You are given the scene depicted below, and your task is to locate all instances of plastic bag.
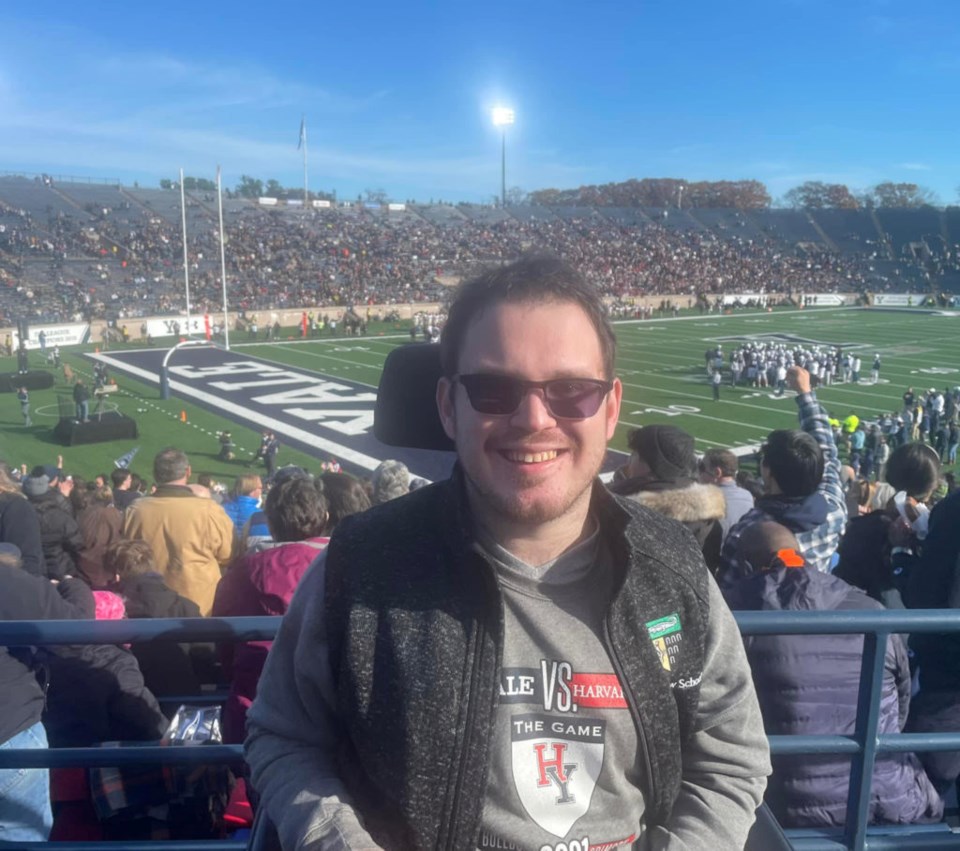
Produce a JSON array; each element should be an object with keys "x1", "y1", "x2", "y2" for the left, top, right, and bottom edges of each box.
[{"x1": 162, "y1": 705, "x2": 223, "y2": 746}]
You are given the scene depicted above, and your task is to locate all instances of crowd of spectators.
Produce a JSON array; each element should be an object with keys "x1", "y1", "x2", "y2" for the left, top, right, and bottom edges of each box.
[
  {"x1": 2, "y1": 360, "x2": 960, "y2": 841},
  {"x1": 0, "y1": 189, "x2": 945, "y2": 324},
  {"x1": 0, "y1": 448, "x2": 428, "y2": 841},
  {"x1": 613, "y1": 366, "x2": 960, "y2": 831},
  {"x1": 3, "y1": 314, "x2": 960, "y2": 840}
]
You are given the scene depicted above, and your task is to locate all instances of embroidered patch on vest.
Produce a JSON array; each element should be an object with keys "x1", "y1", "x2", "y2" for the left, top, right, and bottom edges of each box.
[{"x1": 646, "y1": 613, "x2": 683, "y2": 672}]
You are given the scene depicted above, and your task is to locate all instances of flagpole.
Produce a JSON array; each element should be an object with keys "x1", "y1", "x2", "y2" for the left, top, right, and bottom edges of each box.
[
  {"x1": 216, "y1": 165, "x2": 230, "y2": 350},
  {"x1": 179, "y1": 168, "x2": 192, "y2": 336},
  {"x1": 301, "y1": 115, "x2": 309, "y2": 208}
]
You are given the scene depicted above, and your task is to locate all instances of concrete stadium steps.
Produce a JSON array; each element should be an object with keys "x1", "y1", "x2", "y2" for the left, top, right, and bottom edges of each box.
[
  {"x1": 0, "y1": 176, "x2": 94, "y2": 221},
  {"x1": 686, "y1": 207, "x2": 770, "y2": 243},
  {"x1": 808, "y1": 209, "x2": 885, "y2": 254},
  {"x1": 641, "y1": 207, "x2": 705, "y2": 233},
  {"x1": 413, "y1": 204, "x2": 468, "y2": 226},
  {"x1": 875, "y1": 207, "x2": 943, "y2": 257},
  {"x1": 747, "y1": 210, "x2": 826, "y2": 247}
]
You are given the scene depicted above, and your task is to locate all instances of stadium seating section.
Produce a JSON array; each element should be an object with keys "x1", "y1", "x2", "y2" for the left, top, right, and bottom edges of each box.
[{"x1": 2, "y1": 173, "x2": 960, "y2": 324}]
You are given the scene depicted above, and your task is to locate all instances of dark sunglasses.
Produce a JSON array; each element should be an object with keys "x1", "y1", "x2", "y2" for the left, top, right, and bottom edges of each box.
[{"x1": 454, "y1": 373, "x2": 613, "y2": 419}]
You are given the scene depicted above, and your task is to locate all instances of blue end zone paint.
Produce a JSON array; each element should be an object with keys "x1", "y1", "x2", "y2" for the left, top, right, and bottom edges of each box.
[{"x1": 88, "y1": 347, "x2": 629, "y2": 481}]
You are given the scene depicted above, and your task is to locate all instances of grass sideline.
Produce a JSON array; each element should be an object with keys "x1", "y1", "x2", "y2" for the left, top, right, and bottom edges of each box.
[{"x1": 1, "y1": 307, "x2": 957, "y2": 485}]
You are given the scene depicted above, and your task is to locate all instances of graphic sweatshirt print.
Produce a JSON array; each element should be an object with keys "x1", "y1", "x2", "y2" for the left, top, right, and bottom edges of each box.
[{"x1": 477, "y1": 528, "x2": 648, "y2": 851}]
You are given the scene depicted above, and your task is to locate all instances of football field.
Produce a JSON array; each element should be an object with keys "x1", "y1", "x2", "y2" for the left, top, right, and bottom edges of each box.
[
  {"x1": 1, "y1": 306, "x2": 957, "y2": 483},
  {"x1": 232, "y1": 305, "x2": 960, "y2": 456}
]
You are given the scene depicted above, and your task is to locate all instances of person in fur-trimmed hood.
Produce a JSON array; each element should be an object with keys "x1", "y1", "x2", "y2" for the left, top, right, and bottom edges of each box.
[{"x1": 609, "y1": 424, "x2": 725, "y2": 573}]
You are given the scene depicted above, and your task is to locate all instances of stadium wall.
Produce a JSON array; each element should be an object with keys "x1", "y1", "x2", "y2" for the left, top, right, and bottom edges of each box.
[{"x1": 0, "y1": 293, "x2": 867, "y2": 345}]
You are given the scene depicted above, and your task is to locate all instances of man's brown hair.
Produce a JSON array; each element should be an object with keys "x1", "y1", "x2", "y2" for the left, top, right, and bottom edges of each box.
[
  {"x1": 439, "y1": 254, "x2": 616, "y2": 380},
  {"x1": 700, "y1": 448, "x2": 739, "y2": 479},
  {"x1": 104, "y1": 539, "x2": 155, "y2": 579}
]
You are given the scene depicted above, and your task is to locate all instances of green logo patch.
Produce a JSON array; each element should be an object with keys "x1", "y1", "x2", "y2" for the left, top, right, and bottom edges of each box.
[{"x1": 645, "y1": 613, "x2": 682, "y2": 640}]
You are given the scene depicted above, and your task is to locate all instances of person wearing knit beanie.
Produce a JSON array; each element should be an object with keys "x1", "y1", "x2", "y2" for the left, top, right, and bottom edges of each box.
[
  {"x1": 609, "y1": 425, "x2": 725, "y2": 573},
  {"x1": 625, "y1": 425, "x2": 697, "y2": 483}
]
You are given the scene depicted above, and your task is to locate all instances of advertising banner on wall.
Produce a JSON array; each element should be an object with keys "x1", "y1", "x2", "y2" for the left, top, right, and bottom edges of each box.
[
  {"x1": 13, "y1": 323, "x2": 90, "y2": 350},
  {"x1": 144, "y1": 316, "x2": 206, "y2": 338},
  {"x1": 720, "y1": 293, "x2": 769, "y2": 306},
  {"x1": 873, "y1": 294, "x2": 917, "y2": 306},
  {"x1": 806, "y1": 294, "x2": 847, "y2": 306}
]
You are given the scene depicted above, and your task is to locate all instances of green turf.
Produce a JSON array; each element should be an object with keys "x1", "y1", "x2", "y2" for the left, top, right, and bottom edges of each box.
[{"x1": 2, "y1": 307, "x2": 957, "y2": 484}]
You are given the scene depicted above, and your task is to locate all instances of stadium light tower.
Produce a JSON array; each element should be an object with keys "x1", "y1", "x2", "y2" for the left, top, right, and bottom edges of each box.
[{"x1": 492, "y1": 106, "x2": 515, "y2": 208}]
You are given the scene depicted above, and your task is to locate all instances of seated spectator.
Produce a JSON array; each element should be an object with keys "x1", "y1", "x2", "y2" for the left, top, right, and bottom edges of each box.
[
  {"x1": 724, "y1": 521, "x2": 942, "y2": 828},
  {"x1": 222, "y1": 474, "x2": 263, "y2": 530},
  {"x1": 319, "y1": 471, "x2": 372, "y2": 534},
  {"x1": 834, "y1": 443, "x2": 940, "y2": 609},
  {"x1": 106, "y1": 540, "x2": 206, "y2": 703},
  {"x1": 0, "y1": 543, "x2": 89, "y2": 842},
  {"x1": 720, "y1": 366, "x2": 846, "y2": 582},
  {"x1": 238, "y1": 466, "x2": 312, "y2": 553},
  {"x1": 213, "y1": 477, "x2": 329, "y2": 743},
  {"x1": 698, "y1": 447, "x2": 755, "y2": 539},
  {"x1": 38, "y1": 575, "x2": 168, "y2": 747},
  {"x1": 23, "y1": 467, "x2": 84, "y2": 580},
  {"x1": 71, "y1": 485, "x2": 122, "y2": 588},
  {"x1": 904, "y1": 484, "x2": 960, "y2": 794},
  {"x1": 736, "y1": 469, "x2": 765, "y2": 501},
  {"x1": 369, "y1": 460, "x2": 410, "y2": 505},
  {"x1": 0, "y1": 461, "x2": 44, "y2": 575},
  {"x1": 608, "y1": 425, "x2": 724, "y2": 573}
]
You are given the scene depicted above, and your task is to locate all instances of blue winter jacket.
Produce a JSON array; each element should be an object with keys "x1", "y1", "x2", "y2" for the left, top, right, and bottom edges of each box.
[
  {"x1": 724, "y1": 565, "x2": 942, "y2": 827},
  {"x1": 222, "y1": 495, "x2": 260, "y2": 531}
]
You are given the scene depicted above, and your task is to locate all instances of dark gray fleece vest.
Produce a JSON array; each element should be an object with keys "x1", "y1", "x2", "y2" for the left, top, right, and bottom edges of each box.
[{"x1": 324, "y1": 472, "x2": 710, "y2": 850}]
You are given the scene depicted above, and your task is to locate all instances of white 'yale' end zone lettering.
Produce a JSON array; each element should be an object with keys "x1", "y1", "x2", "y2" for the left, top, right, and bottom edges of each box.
[
  {"x1": 284, "y1": 409, "x2": 375, "y2": 436},
  {"x1": 252, "y1": 383, "x2": 377, "y2": 405},
  {"x1": 169, "y1": 362, "x2": 281, "y2": 378}
]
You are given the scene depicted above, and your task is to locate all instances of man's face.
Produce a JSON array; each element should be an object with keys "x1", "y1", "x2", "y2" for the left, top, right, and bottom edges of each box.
[{"x1": 437, "y1": 299, "x2": 621, "y2": 535}]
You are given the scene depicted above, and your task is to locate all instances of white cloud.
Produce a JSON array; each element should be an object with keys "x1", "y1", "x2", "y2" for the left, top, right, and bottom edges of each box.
[{"x1": 897, "y1": 162, "x2": 932, "y2": 171}]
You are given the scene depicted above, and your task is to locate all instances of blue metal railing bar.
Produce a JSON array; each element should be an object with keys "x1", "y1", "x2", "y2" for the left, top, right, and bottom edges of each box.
[
  {"x1": 0, "y1": 615, "x2": 277, "y2": 645},
  {"x1": 3, "y1": 610, "x2": 960, "y2": 850},
  {"x1": 0, "y1": 843, "x2": 245, "y2": 851},
  {"x1": 735, "y1": 608, "x2": 960, "y2": 634},
  {"x1": 0, "y1": 744, "x2": 244, "y2": 769}
]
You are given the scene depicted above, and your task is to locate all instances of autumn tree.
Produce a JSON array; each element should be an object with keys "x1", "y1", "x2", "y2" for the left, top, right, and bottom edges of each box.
[
  {"x1": 235, "y1": 175, "x2": 264, "y2": 198},
  {"x1": 364, "y1": 188, "x2": 389, "y2": 205},
  {"x1": 505, "y1": 186, "x2": 529, "y2": 205},
  {"x1": 783, "y1": 181, "x2": 859, "y2": 209},
  {"x1": 528, "y1": 177, "x2": 770, "y2": 209},
  {"x1": 182, "y1": 176, "x2": 216, "y2": 191},
  {"x1": 865, "y1": 182, "x2": 938, "y2": 208}
]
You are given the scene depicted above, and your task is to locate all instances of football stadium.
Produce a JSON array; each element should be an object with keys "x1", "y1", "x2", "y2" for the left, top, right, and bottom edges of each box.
[
  {"x1": 4, "y1": 3, "x2": 960, "y2": 848},
  {"x1": 3, "y1": 176, "x2": 960, "y2": 851}
]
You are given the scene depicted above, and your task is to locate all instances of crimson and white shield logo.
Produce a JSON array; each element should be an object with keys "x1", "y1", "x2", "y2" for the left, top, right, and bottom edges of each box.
[{"x1": 511, "y1": 713, "x2": 605, "y2": 837}]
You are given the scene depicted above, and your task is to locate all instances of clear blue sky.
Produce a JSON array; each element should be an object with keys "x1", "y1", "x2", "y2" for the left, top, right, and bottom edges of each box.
[{"x1": 1, "y1": 0, "x2": 958, "y2": 204}]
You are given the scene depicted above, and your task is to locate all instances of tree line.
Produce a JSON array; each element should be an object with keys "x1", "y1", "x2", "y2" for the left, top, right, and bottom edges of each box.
[
  {"x1": 528, "y1": 178, "x2": 941, "y2": 210},
  {"x1": 158, "y1": 175, "x2": 946, "y2": 210}
]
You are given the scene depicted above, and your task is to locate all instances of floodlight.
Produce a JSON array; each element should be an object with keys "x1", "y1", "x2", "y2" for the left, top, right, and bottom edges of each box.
[{"x1": 492, "y1": 107, "x2": 515, "y2": 127}]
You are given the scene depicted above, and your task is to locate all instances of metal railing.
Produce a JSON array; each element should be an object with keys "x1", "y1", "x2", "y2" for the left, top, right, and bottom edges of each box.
[
  {"x1": 737, "y1": 609, "x2": 960, "y2": 850},
  {"x1": 1, "y1": 611, "x2": 960, "y2": 850}
]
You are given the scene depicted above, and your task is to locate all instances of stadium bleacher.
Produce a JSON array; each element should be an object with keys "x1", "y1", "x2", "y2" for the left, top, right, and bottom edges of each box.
[
  {"x1": 751, "y1": 209, "x2": 826, "y2": 247},
  {"x1": 5, "y1": 174, "x2": 960, "y2": 325},
  {"x1": 809, "y1": 208, "x2": 884, "y2": 254}
]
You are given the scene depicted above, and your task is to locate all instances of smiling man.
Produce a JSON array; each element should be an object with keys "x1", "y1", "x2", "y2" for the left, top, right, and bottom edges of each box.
[{"x1": 246, "y1": 255, "x2": 770, "y2": 851}]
